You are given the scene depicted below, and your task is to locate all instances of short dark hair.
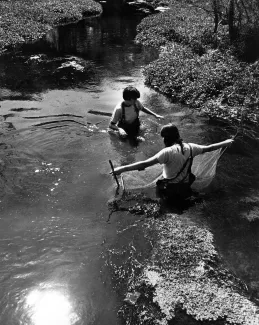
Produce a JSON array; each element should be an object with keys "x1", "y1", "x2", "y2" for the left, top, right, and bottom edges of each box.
[{"x1": 123, "y1": 86, "x2": 140, "y2": 100}]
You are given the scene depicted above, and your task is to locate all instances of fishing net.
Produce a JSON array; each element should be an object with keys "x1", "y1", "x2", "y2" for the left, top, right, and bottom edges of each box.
[
  {"x1": 191, "y1": 148, "x2": 222, "y2": 191},
  {"x1": 121, "y1": 149, "x2": 222, "y2": 192}
]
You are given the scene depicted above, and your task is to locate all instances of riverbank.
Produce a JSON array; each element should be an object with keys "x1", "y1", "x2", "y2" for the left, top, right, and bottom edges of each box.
[
  {"x1": 110, "y1": 193, "x2": 259, "y2": 324},
  {"x1": 0, "y1": 0, "x2": 102, "y2": 53},
  {"x1": 135, "y1": 0, "x2": 259, "y2": 127}
]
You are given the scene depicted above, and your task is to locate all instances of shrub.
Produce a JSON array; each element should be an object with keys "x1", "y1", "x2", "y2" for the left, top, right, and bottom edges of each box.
[
  {"x1": 144, "y1": 44, "x2": 243, "y2": 106},
  {"x1": 136, "y1": 12, "x2": 182, "y2": 48},
  {"x1": 137, "y1": 1, "x2": 259, "y2": 124},
  {"x1": 136, "y1": 1, "x2": 216, "y2": 54},
  {"x1": 0, "y1": 0, "x2": 102, "y2": 51}
]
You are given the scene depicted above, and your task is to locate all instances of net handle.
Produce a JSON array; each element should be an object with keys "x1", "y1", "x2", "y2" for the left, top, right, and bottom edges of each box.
[
  {"x1": 109, "y1": 160, "x2": 120, "y2": 188},
  {"x1": 220, "y1": 130, "x2": 238, "y2": 157}
]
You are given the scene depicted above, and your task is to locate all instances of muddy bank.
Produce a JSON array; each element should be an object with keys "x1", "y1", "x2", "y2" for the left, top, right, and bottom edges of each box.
[{"x1": 0, "y1": 0, "x2": 102, "y2": 53}]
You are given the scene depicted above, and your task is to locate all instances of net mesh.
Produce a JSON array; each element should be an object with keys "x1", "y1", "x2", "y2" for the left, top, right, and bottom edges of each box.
[{"x1": 121, "y1": 149, "x2": 222, "y2": 191}]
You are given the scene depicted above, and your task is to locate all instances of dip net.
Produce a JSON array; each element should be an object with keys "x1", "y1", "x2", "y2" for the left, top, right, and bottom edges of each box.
[{"x1": 121, "y1": 149, "x2": 223, "y2": 192}]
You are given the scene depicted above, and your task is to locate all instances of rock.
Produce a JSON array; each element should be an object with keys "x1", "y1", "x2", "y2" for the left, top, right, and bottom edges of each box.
[
  {"x1": 57, "y1": 60, "x2": 84, "y2": 72},
  {"x1": 124, "y1": 291, "x2": 141, "y2": 305},
  {"x1": 125, "y1": 0, "x2": 155, "y2": 15},
  {"x1": 154, "y1": 6, "x2": 171, "y2": 12}
]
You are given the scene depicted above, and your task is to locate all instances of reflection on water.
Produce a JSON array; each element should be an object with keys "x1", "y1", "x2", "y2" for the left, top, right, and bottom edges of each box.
[
  {"x1": 25, "y1": 288, "x2": 78, "y2": 325},
  {"x1": 0, "y1": 15, "x2": 157, "y2": 98}
]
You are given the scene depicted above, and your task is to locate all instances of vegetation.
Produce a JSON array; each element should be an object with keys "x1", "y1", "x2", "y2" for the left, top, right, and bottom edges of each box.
[
  {"x1": 137, "y1": 0, "x2": 259, "y2": 125},
  {"x1": 111, "y1": 205, "x2": 259, "y2": 324},
  {"x1": 0, "y1": 0, "x2": 102, "y2": 52}
]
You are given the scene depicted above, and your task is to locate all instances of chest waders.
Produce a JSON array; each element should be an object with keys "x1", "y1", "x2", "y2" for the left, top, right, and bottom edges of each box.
[{"x1": 117, "y1": 102, "x2": 140, "y2": 137}]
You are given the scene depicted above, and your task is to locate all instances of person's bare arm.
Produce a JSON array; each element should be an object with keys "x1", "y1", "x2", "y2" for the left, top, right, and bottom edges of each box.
[
  {"x1": 109, "y1": 122, "x2": 127, "y2": 137},
  {"x1": 113, "y1": 156, "x2": 159, "y2": 175},
  {"x1": 141, "y1": 106, "x2": 164, "y2": 119},
  {"x1": 109, "y1": 107, "x2": 122, "y2": 131},
  {"x1": 201, "y1": 139, "x2": 234, "y2": 153},
  {"x1": 109, "y1": 121, "x2": 119, "y2": 131},
  {"x1": 109, "y1": 106, "x2": 128, "y2": 137}
]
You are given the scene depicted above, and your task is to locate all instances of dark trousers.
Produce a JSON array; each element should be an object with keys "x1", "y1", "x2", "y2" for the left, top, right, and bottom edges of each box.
[
  {"x1": 118, "y1": 118, "x2": 140, "y2": 138},
  {"x1": 156, "y1": 179, "x2": 193, "y2": 201}
]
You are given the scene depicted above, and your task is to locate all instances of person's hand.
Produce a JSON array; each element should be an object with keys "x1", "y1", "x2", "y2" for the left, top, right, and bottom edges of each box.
[
  {"x1": 111, "y1": 166, "x2": 124, "y2": 176},
  {"x1": 155, "y1": 114, "x2": 164, "y2": 119},
  {"x1": 118, "y1": 128, "x2": 127, "y2": 138},
  {"x1": 224, "y1": 138, "x2": 234, "y2": 147}
]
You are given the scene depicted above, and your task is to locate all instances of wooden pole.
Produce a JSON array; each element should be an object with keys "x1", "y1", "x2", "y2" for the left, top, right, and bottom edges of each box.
[
  {"x1": 121, "y1": 174, "x2": 125, "y2": 192},
  {"x1": 109, "y1": 160, "x2": 120, "y2": 188}
]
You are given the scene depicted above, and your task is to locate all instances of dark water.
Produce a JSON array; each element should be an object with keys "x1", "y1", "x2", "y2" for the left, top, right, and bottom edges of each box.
[{"x1": 0, "y1": 13, "x2": 259, "y2": 325}]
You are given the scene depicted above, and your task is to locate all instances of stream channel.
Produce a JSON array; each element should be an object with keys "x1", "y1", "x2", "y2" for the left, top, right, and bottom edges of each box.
[{"x1": 0, "y1": 11, "x2": 259, "y2": 325}]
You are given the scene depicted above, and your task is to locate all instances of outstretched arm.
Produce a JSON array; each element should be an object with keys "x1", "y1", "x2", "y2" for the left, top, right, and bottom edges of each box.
[
  {"x1": 141, "y1": 106, "x2": 164, "y2": 119},
  {"x1": 113, "y1": 156, "x2": 159, "y2": 175},
  {"x1": 201, "y1": 138, "x2": 234, "y2": 153}
]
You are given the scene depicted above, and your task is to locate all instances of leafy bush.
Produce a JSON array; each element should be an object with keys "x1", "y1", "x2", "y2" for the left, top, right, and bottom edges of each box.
[
  {"x1": 0, "y1": 0, "x2": 102, "y2": 51},
  {"x1": 205, "y1": 60, "x2": 259, "y2": 123},
  {"x1": 144, "y1": 45, "x2": 242, "y2": 105},
  {"x1": 143, "y1": 41, "x2": 259, "y2": 123},
  {"x1": 136, "y1": 12, "x2": 182, "y2": 48},
  {"x1": 136, "y1": 1, "x2": 215, "y2": 54},
  {"x1": 137, "y1": 1, "x2": 259, "y2": 124}
]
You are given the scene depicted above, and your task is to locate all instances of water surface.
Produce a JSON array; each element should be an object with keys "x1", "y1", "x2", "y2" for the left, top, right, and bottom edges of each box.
[
  {"x1": 1, "y1": 13, "x2": 259, "y2": 325},
  {"x1": 0, "y1": 13, "x2": 174, "y2": 325}
]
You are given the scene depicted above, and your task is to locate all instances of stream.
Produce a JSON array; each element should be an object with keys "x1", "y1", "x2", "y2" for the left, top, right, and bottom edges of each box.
[{"x1": 0, "y1": 12, "x2": 259, "y2": 325}]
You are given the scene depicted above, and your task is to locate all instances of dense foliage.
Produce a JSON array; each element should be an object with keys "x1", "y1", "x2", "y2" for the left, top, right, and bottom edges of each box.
[
  {"x1": 144, "y1": 45, "x2": 242, "y2": 105},
  {"x1": 136, "y1": 3, "x2": 216, "y2": 55},
  {"x1": 137, "y1": 0, "x2": 259, "y2": 125},
  {"x1": 0, "y1": 0, "x2": 102, "y2": 51}
]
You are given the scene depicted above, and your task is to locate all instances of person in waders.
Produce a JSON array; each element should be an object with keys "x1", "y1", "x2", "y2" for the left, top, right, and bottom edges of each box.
[
  {"x1": 109, "y1": 86, "x2": 163, "y2": 140},
  {"x1": 111, "y1": 124, "x2": 234, "y2": 202}
]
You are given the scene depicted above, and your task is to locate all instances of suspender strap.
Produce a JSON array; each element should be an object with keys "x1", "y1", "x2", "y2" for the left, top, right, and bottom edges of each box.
[
  {"x1": 187, "y1": 145, "x2": 193, "y2": 174},
  {"x1": 169, "y1": 144, "x2": 193, "y2": 182},
  {"x1": 134, "y1": 103, "x2": 140, "y2": 116},
  {"x1": 121, "y1": 103, "x2": 126, "y2": 123},
  {"x1": 120, "y1": 102, "x2": 139, "y2": 124}
]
